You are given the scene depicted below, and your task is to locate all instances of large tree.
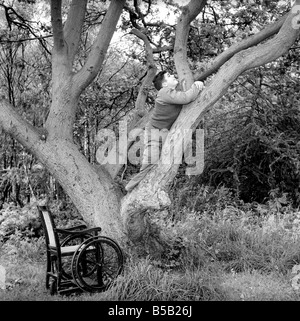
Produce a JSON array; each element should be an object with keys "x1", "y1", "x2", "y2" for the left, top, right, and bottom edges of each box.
[{"x1": 0, "y1": 0, "x2": 299, "y2": 254}]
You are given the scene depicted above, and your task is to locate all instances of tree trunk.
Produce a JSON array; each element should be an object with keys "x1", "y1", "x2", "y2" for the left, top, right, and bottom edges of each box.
[
  {"x1": 40, "y1": 139, "x2": 125, "y2": 241},
  {"x1": 0, "y1": 98, "x2": 126, "y2": 242}
]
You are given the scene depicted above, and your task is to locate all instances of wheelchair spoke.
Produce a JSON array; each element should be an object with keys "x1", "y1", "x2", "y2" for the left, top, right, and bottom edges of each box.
[{"x1": 72, "y1": 236, "x2": 124, "y2": 292}]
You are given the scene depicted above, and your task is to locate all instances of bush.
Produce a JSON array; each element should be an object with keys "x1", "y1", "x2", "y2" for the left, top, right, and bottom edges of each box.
[
  {"x1": 197, "y1": 64, "x2": 300, "y2": 205},
  {"x1": 0, "y1": 202, "x2": 42, "y2": 242}
]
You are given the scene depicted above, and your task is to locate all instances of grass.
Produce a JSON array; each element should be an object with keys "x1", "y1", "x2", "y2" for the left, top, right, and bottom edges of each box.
[
  {"x1": 1, "y1": 189, "x2": 300, "y2": 301},
  {"x1": 220, "y1": 270, "x2": 298, "y2": 301}
]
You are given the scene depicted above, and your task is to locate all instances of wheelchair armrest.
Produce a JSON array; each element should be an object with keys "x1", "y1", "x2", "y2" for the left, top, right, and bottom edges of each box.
[
  {"x1": 57, "y1": 224, "x2": 87, "y2": 232},
  {"x1": 56, "y1": 227, "x2": 102, "y2": 236}
]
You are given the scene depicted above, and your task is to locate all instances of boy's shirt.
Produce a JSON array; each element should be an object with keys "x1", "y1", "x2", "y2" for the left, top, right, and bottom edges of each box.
[{"x1": 150, "y1": 83, "x2": 201, "y2": 130}]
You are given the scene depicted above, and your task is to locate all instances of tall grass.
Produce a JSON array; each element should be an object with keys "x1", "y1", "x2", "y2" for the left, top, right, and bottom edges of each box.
[
  {"x1": 1, "y1": 186, "x2": 300, "y2": 300},
  {"x1": 95, "y1": 258, "x2": 226, "y2": 301}
]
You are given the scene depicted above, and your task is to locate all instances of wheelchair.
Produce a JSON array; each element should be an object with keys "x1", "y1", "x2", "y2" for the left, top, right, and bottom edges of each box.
[{"x1": 37, "y1": 205, "x2": 124, "y2": 295}]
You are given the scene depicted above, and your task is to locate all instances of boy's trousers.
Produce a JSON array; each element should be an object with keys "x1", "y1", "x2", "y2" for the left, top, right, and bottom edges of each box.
[{"x1": 125, "y1": 126, "x2": 168, "y2": 192}]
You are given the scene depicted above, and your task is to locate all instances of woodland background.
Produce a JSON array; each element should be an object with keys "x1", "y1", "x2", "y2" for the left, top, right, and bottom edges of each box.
[{"x1": 1, "y1": 0, "x2": 300, "y2": 300}]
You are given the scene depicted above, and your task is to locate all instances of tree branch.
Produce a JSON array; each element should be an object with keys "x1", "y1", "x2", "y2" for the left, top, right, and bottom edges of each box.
[
  {"x1": 0, "y1": 99, "x2": 42, "y2": 152},
  {"x1": 50, "y1": 0, "x2": 65, "y2": 54},
  {"x1": 129, "y1": 28, "x2": 157, "y2": 117},
  {"x1": 174, "y1": 0, "x2": 207, "y2": 86},
  {"x1": 63, "y1": 0, "x2": 88, "y2": 64},
  {"x1": 194, "y1": 13, "x2": 289, "y2": 82},
  {"x1": 73, "y1": 0, "x2": 126, "y2": 95},
  {"x1": 153, "y1": 45, "x2": 173, "y2": 53}
]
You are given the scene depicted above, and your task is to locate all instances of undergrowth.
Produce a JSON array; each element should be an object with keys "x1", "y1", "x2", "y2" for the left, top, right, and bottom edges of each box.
[{"x1": 1, "y1": 186, "x2": 300, "y2": 301}]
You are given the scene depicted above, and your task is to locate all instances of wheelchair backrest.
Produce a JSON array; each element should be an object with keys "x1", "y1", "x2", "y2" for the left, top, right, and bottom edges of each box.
[{"x1": 38, "y1": 206, "x2": 58, "y2": 249}]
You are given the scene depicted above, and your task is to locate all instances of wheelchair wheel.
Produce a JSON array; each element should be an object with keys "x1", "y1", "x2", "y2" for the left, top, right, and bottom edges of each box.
[
  {"x1": 71, "y1": 236, "x2": 124, "y2": 292},
  {"x1": 60, "y1": 234, "x2": 93, "y2": 280}
]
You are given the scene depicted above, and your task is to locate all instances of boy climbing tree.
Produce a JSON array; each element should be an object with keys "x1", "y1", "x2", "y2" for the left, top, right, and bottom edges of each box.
[{"x1": 125, "y1": 71, "x2": 204, "y2": 192}]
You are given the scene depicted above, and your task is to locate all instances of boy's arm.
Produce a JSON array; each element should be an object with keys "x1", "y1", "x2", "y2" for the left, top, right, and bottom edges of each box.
[{"x1": 157, "y1": 81, "x2": 204, "y2": 105}]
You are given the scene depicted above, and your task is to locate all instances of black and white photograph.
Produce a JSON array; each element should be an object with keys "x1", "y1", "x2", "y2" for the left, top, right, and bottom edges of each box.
[{"x1": 0, "y1": 0, "x2": 300, "y2": 313}]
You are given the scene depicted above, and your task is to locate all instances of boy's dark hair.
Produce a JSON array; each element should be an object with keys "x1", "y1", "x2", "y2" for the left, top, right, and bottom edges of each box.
[{"x1": 153, "y1": 70, "x2": 167, "y2": 90}]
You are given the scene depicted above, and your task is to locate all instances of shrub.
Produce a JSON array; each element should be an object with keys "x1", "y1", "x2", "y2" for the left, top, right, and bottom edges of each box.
[
  {"x1": 195, "y1": 64, "x2": 300, "y2": 205},
  {"x1": 0, "y1": 202, "x2": 42, "y2": 242}
]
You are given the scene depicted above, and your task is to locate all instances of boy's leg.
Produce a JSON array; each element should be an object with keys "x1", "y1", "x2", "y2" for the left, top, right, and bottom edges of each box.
[
  {"x1": 125, "y1": 127, "x2": 168, "y2": 192},
  {"x1": 124, "y1": 163, "x2": 154, "y2": 192},
  {"x1": 140, "y1": 127, "x2": 161, "y2": 170}
]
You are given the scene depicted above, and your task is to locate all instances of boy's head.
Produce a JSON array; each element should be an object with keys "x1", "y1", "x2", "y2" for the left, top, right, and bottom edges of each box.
[
  {"x1": 153, "y1": 71, "x2": 167, "y2": 90},
  {"x1": 153, "y1": 71, "x2": 178, "y2": 90}
]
